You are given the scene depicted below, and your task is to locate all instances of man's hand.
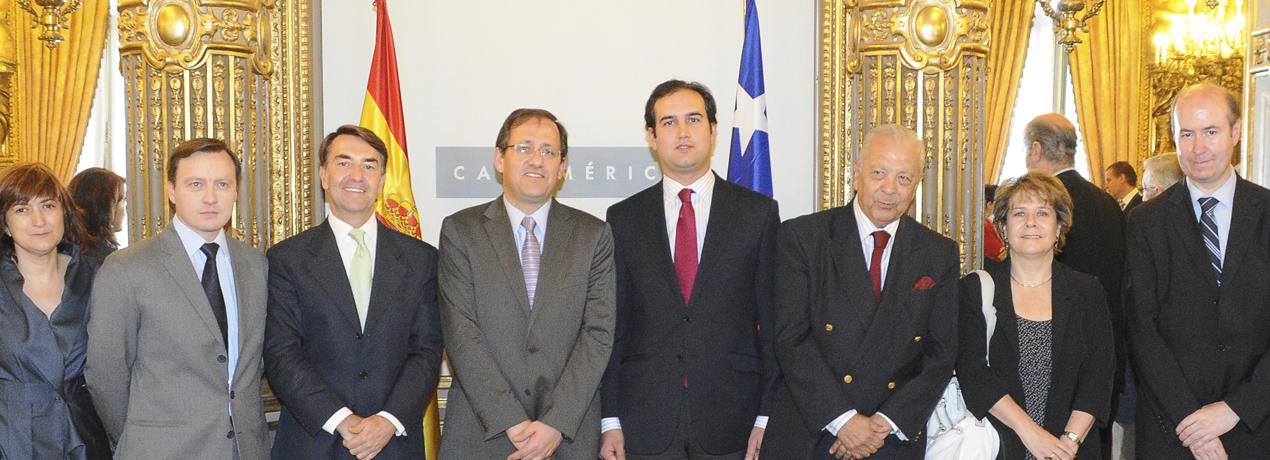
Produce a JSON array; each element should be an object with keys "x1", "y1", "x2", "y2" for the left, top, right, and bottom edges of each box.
[
  {"x1": 335, "y1": 414, "x2": 365, "y2": 441},
  {"x1": 1189, "y1": 436, "x2": 1229, "y2": 460},
  {"x1": 1178, "y1": 401, "x2": 1240, "y2": 448},
  {"x1": 599, "y1": 429, "x2": 626, "y2": 460},
  {"x1": 829, "y1": 414, "x2": 885, "y2": 459},
  {"x1": 866, "y1": 415, "x2": 892, "y2": 438},
  {"x1": 745, "y1": 427, "x2": 764, "y2": 460},
  {"x1": 506, "y1": 420, "x2": 533, "y2": 450},
  {"x1": 508, "y1": 420, "x2": 563, "y2": 460},
  {"x1": 342, "y1": 415, "x2": 396, "y2": 460}
]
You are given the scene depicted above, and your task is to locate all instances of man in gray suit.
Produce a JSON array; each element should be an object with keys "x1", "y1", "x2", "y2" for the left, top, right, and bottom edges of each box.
[
  {"x1": 87, "y1": 138, "x2": 269, "y2": 459},
  {"x1": 438, "y1": 108, "x2": 616, "y2": 459}
]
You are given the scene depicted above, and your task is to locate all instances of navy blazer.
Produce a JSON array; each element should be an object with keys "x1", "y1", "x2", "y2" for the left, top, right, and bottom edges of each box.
[{"x1": 264, "y1": 219, "x2": 444, "y2": 459}]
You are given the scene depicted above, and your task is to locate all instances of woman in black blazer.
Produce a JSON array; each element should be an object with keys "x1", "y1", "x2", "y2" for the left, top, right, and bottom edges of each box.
[{"x1": 957, "y1": 172, "x2": 1115, "y2": 460}]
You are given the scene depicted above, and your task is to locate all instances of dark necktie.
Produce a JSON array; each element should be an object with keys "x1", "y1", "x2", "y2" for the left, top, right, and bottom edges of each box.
[
  {"x1": 674, "y1": 188, "x2": 698, "y2": 305},
  {"x1": 870, "y1": 230, "x2": 890, "y2": 302},
  {"x1": 200, "y1": 243, "x2": 229, "y2": 348},
  {"x1": 1199, "y1": 197, "x2": 1222, "y2": 284}
]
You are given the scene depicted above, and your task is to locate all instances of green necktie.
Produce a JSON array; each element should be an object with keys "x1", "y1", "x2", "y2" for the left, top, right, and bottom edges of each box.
[{"x1": 349, "y1": 228, "x2": 372, "y2": 331}]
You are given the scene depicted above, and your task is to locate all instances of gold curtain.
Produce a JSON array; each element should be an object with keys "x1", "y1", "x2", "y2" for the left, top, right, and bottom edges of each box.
[
  {"x1": 14, "y1": 0, "x2": 110, "y2": 180},
  {"x1": 983, "y1": 0, "x2": 1035, "y2": 184},
  {"x1": 1068, "y1": 0, "x2": 1143, "y2": 186}
]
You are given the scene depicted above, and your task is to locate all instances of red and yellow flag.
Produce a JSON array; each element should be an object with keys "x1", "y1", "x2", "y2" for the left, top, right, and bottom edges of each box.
[{"x1": 358, "y1": 1, "x2": 439, "y2": 456}]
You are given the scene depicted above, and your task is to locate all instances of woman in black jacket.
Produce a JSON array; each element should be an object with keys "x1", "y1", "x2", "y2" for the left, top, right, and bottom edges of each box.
[{"x1": 957, "y1": 172, "x2": 1115, "y2": 460}]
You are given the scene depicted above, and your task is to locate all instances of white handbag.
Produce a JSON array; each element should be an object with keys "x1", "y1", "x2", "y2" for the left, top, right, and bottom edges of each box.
[{"x1": 925, "y1": 270, "x2": 1001, "y2": 459}]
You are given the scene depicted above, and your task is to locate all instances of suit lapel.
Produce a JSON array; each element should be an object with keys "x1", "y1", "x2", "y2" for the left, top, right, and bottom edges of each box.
[
  {"x1": 691, "y1": 176, "x2": 737, "y2": 309},
  {"x1": 364, "y1": 221, "x2": 412, "y2": 334},
  {"x1": 226, "y1": 238, "x2": 257, "y2": 381},
  {"x1": 482, "y1": 199, "x2": 532, "y2": 316},
  {"x1": 532, "y1": 201, "x2": 576, "y2": 324},
  {"x1": 827, "y1": 203, "x2": 876, "y2": 341},
  {"x1": 638, "y1": 183, "x2": 686, "y2": 308},
  {"x1": 1166, "y1": 185, "x2": 1219, "y2": 287},
  {"x1": 1047, "y1": 264, "x2": 1074, "y2": 401},
  {"x1": 158, "y1": 228, "x2": 226, "y2": 350},
  {"x1": 308, "y1": 221, "x2": 363, "y2": 331},
  {"x1": 850, "y1": 217, "x2": 919, "y2": 361},
  {"x1": 1217, "y1": 179, "x2": 1260, "y2": 293}
]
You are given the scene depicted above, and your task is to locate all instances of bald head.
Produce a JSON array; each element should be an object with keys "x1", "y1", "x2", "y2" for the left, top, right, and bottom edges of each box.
[
  {"x1": 1171, "y1": 82, "x2": 1240, "y2": 136},
  {"x1": 1024, "y1": 114, "x2": 1078, "y2": 172}
]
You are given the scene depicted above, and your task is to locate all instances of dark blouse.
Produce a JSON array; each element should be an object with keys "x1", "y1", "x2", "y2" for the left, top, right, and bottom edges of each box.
[{"x1": 0, "y1": 244, "x2": 109, "y2": 460}]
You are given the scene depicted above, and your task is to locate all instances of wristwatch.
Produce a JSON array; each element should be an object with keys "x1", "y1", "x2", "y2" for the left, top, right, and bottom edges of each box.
[{"x1": 1062, "y1": 431, "x2": 1082, "y2": 445}]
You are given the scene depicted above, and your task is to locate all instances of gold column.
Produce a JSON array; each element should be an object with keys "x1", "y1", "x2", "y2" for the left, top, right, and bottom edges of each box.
[
  {"x1": 117, "y1": 0, "x2": 317, "y2": 249},
  {"x1": 819, "y1": 0, "x2": 990, "y2": 270},
  {"x1": 0, "y1": 0, "x2": 16, "y2": 169}
]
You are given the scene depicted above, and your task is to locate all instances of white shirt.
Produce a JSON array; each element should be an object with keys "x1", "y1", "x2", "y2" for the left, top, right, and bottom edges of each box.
[
  {"x1": 319, "y1": 214, "x2": 407, "y2": 437},
  {"x1": 822, "y1": 201, "x2": 905, "y2": 440},
  {"x1": 1119, "y1": 189, "x2": 1140, "y2": 210},
  {"x1": 1185, "y1": 168, "x2": 1236, "y2": 262},
  {"x1": 505, "y1": 197, "x2": 552, "y2": 261},
  {"x1": 171, "y1": 218, "x2": 240, "y2": 409},
  {"x1": 601, "y1": 173, "x2": 768, "y2": 434}
]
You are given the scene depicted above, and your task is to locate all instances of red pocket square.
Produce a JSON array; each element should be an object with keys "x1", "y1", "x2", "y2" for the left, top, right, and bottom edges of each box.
[{"x1": 912, "y1": 276, "x2": 936, "y2": 291}]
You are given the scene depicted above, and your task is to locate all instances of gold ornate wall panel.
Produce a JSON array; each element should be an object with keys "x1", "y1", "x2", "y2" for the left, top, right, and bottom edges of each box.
[
  {"x1": 0, "y1": 0, "x2": 14, "y2": 169},
  {"x1": 819, "y1": 0, "x2": 990, "y2": 270},
  {"x1": 118, "y1": 0, "x2": 317, "y2": 249},
  {"x1": 1246, "y1": 0, "x2": 1270, "y2": 183}
]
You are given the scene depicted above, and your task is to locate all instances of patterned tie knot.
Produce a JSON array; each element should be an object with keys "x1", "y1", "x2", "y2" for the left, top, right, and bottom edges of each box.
[
  {"x1": 521, "y1": 216, "x2": 537, "y2": 233},
  {"x1": 1199, "y1": 197, "x2": 1219, "y2": 213},
  {"x1": 200, "y1": 242, "x2": 219, "y2": 258},
  {"x1": 872, "y1": 230, "x2": 890, "y2": 250},
  {"x1": 349, "y1": 228, "x2": 368, "y2": 248},
  {"x1": 678, "y1": 188, "x2": 693, "y2": 204}
]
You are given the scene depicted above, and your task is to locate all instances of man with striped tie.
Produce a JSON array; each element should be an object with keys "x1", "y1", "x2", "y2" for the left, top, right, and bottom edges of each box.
[
  {"x1": 438, "y1": 108, "x2": 616, "y2": 459},
  {"x1": 1127, "y1": 82, "x2": 1270, "y2": 458}
]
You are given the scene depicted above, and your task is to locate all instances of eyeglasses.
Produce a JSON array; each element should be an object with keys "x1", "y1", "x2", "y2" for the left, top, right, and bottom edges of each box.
[{"x1": 501, "y1": 143, "x2": 561, "y2": 160}]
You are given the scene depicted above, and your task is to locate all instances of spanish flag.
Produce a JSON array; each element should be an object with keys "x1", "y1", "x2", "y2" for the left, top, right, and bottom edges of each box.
[{"x1": 358, "y1": 0, "x2": 440, "y2": 456}]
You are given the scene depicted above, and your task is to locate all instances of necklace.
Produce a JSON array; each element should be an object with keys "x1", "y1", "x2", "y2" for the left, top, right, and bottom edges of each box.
[{"x1": 1010, "y1": 274, "x2": 1052, "y2": 288}]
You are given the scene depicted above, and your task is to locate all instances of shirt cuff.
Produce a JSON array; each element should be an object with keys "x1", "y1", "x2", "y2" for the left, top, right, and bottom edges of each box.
[
  {"x1": 754, "y1": 416, "x2": 769, "y2": 429},
  {"x1": 601, "y1": 417, "x2": 622, "y2": 433},
  {"x1": 875, "y1": 412, "x2": 907, "y2": 441},
  {"x1": 376, "y1": 411, "x2": 407, "y2": 436},
  {"x1": 824, "y1": 409, "x2": 857, "y2": 435},
  {"x1": 323, "y1": 407, "x2": 354, "y2": 435}
]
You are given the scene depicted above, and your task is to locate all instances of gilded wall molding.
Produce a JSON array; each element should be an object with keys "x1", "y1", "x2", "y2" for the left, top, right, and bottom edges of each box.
[{"x1": 819, "y1": 0, "x2": 989, "y2": 269}]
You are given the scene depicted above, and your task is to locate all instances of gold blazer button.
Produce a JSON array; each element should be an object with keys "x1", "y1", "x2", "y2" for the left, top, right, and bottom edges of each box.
[
  {"x1": 843, "y1": 374, "x2": 854, "y2": 384},
  {"x1": 825, "y1": 323, "x2": 834, "y2": 332}
]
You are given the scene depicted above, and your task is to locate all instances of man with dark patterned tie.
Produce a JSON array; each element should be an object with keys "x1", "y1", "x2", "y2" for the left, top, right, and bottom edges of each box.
[
  {"x1": 1127, "y1": 82, "x2": 1270, "y2": 458},
  {"x1": 438, "y1": 108, "x2": 616, "y2": 459}
]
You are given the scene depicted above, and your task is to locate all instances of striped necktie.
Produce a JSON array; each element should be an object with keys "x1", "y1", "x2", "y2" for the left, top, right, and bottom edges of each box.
[
  {"x1": 521, "y1": 216, "x2": 541, "y2": 308},
  {"x1": 1198, "y1": 197, "x2": 1222, "y2": 284}
]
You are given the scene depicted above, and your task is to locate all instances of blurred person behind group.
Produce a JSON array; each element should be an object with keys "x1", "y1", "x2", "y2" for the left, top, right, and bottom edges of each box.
[
  {"x1": 0, "y1": 163, "x2": 110, "y2": 459},
  {"x1": 68, "y1": 167, "x2": 126, "y2": 260},
  {"x1": 1139, "y1": 153, "x2": 1183, "y2": 202}
]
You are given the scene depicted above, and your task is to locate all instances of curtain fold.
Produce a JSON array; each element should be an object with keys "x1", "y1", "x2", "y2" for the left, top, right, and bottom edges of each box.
[
  {"x1": 15, "y1": 0, "x2": 110, "y2": 180},
  {"x1": 1068, "y1": 0, "x2": 1143, "y2": 186},
  {"x1": 984, "y1": 0, "x2": 1036, "y2": 184}
]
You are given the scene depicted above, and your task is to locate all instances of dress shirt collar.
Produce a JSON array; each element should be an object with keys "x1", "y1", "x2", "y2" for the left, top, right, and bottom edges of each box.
[
  {"x1": 853, "y1": 199, "x2": 901, "y2": 242},
  {"x1": 1119, "y1": 189, "x2": 1140, "y2": 209},
  {"x1": 1185, "y1": 168, "x2": 1236, "y2": 205},
  {"x1": 505, "y1": 197, "x2": 552, "y2": 236},
  {"x1": 1052, "y1": 166, "x2": 1078, "y2": 177},
  {"x1": 327, "y1": 213, "x2": 379, "y2": 252},
  {"x1": 172, "y1": 216, "x2": 229, "y2": 258},
  {"x1": 662, "y1": 172, "x2": 715, "y2": 204}
]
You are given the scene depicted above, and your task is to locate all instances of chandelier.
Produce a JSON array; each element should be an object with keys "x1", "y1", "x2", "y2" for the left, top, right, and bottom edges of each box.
[
  {"x1": 1037, "y1": 0, "x2": 1106, "y2": 54},
  {"x1": 15, "y1": 0, "x2": 84, "y2": 49}
]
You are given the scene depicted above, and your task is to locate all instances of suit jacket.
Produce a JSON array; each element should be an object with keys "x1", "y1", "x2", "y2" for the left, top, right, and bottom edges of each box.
[
  {"x1": 86, "y1": 227, "x2": 269, "y2": 459},
  {"x1": 264, "y1": 219, "x2": 444, "y2": 459},
  {"x1": 1054, "y1": 170, "x2": 1127, "y2": 375},
  {"x1": 437, "y1": 198, "x2": 615, "y2": 458},
  {"x1": 1123, "y1": 191, "x2": 1143, "y2": 214},
  {"x1": 599, "y1": 177, "x2": 779, "y2": 455},
  {"x1": 763, "y1": 202, "x2": 959, "y2": 459},
  {"x1": 1126, "y1": 178, "x2": 1270, "y2": 456},
  {"x1": 957, "y1": 261, "x2": 1115, "y2": 459}
]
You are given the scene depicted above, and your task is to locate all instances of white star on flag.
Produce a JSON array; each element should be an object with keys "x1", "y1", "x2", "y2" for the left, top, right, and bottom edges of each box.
[{"x1": 732, "y1": 83, "x2": 768, "y2": 157}]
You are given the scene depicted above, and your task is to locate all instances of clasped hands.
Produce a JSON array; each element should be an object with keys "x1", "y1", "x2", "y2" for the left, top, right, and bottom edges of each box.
[
  {"x1": 829, "y1": 413, "x2": 890, "y2": 459},
  {"x1": 1176, "y1": 401, "x2": 1239, "y2": 460},
  {"x1": 506, "y1": 419, "x2": 563, "y2": 460},
  {"x1": 335, "y1": 414, "x2": 396, "y2": 460}
]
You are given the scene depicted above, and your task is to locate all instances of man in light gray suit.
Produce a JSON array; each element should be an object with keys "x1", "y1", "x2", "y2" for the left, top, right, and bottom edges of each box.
[
  {"x1": 86, "y1": 138, "x2": 269, "y2": 459},
  {"x1": 438, "y1": 108, "x2": 616, "y2": 459}
]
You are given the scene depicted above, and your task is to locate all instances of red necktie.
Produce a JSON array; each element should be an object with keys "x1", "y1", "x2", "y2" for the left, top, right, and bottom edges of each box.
[
  {"x1": 674, "y1": 188, "x2": 698, "y2": 305},
  {"x1": 870, "y1": 230, "x2": 890, "y2": 302}
]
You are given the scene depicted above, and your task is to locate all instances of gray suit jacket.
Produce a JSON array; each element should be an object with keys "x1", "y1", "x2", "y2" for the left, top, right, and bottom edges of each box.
[
  {"x1": 437, "y1": 198, "x2": 615, "y2": 459},
  {"x1": 86, "y1": 227, "x2": 269, "y2": 459}
]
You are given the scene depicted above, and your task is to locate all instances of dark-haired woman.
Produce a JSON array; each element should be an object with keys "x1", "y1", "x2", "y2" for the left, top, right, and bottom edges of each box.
[
  {"x1": 68, "y1": 167, "x2": 125, "y2": 260},
  {"x1": 0, "y1": 163, "x2": 110, "y2": 459}
]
